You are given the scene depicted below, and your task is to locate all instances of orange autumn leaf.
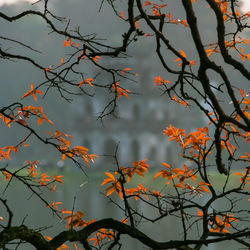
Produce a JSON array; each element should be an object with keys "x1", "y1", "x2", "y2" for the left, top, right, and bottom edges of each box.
[
  {"x1": 112, "y1": 82, "x2": 132, "y2": 99},
  {"x1": 164, "y1": 125, "x2": 187, "y2": 144},
  {"x1": 0, "y1": 146, "x2": 17, "y2": 161},
  {"x1": 198, "y1": 185, "x2": 210, "y2": 193},
  {"x1": 64, "y1": 38, "x2": 72, "y2": 47},
  {"x1": 118, "y1": 159, "x2": 150, "y2": 182},
  {"x1": 102, "y1": 172, "x2": 116, "y2": 184},
  {"x1": 44, "y1": 66, "x2": 52, "y2": 72},
  {"x1": 175, "y1": 183, "x2": 184, "y2": 188},
  {"x1": 154, "y1": 169, "x2": 172, "y2": 181},
  {"x1": 239, "y1": 88, "x2": 245, "y2": 97},
  {"x1": 171, "y1": 95, "x2": 189, "y2": 107},
  {"x1": 54, "y1": 174, "x2": 64, "y2": 184},
  {"x1": 242, "y1": 99, "x2": 250, "y2": 105},
  {"x1": 22, "y1": 82, "x2": 44, "y2": 102},
  {"x1": 122, "y1": 68, "x2": 132, "y2": 75},
  {"x1": 46, "y1": 201, "x2": 63, "y2": 210},
  {"x1": 79, "y1": 78, "x2": 95, "y2": 87},
  {"x1": 234, "y1": 172, "x2": 243, "y2": 176},
  {"x1": 174, "y1": 50, "x2": 196, "y2": 66},
  {"x1": 3, "y1": 171, "x2": 12, "y2": 180},
  {"x1": 120, "y1": 11, "x2": 126, "y2": 19},
  {"x1": 0, "y1": 114, "x2": 12, "y2": 128},
  {"x1": 153, "y1": 76, "x2": 172, "y2": 86},
  {"x1": 101, "y1": 172, "x2": 123, "y2": 199},
  {"x1": 92, "y1": 56, "x2": 101, "y2": 63},
  {"x1": 121, "y1": 218, "x2": 128, "y2": 224},
  {"x1": 198, "y1": 210, "x2": 203, "y2": 217},
  {"x1": 44, "y1": 235, "x2": 52, "y2": 241},
  {"x1": 88, "y1": 228, "x2": 115, "y2": 246},
  {"x1": 37, "y1": 105, "x2": 54, "y2": 126}
]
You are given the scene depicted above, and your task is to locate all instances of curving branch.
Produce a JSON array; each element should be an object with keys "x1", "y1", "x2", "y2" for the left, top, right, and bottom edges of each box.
[{"x1": 0, "y1": 219, "x2": 249, "y2": 250}]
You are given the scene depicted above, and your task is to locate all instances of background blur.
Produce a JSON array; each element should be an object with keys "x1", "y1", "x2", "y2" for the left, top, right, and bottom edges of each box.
[{"x1": 0, "y1": 0, "x2": 249, "y2": 249}]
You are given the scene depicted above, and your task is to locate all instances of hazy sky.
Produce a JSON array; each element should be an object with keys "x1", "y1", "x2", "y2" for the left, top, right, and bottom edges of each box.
[{"x1": 0, "y1": 0, "x2": 250, "y2": 11}]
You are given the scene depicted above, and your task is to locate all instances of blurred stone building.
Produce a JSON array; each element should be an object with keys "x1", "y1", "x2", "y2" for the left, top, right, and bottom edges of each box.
[{"x1": 72, "y1": 54, "x2": 204, "y2": 171}]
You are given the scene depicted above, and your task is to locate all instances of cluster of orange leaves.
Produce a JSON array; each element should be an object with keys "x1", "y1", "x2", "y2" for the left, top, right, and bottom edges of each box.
[
  {"x1": 205, "y1": 38, "x2": 250, "y2": 61},
  {"x1": 206, "y1": 89, "x2": 249, "y2": 153},
  {"x1": 153, "y1": 76, "x2": 189, "y2": 106},
  {"x1": 143, "y1": 1, "x2": 188, "y2": 27},
  {"x1": 153, "y1": 76, "x2": 172, "y2": 86},
  {"x1": 63, "y1": 38, "x2": 79, "y2": 48},
  {"x1": 198, "y1": 210, "x2": 239, "y2": 233},
  {"x1": 171, "y1": 95, "x2": 189, "y2": 107},
  {"x1": 0, "y1": 105, "x2": 53, "y2": 130},
  {"x1": 164, "y1": 125, "x2": 211, "y2": 160},
  {"x1": 193, "y1": 0, "x2": 246, "y2": 22},
  {"x1": 9, "y1": 83, "x2": 54, "y2": 126},
  {"x1": 174, "y1": 50, "x2": 196, "y2": 66},
  {"x1": 47, "y1": 130, "x2": 98, "y2": 165},
  {"x1": 213, "y1": 0, "x2": 250, "y2": 22},
  {"x1": 192, "y1": 0, "x2": 250, "y2": 61},
  {"x1": 88, "y1": 218, "x2": 128, "y2": 247},
  {"x1": 112, "y1": 82, "x2": 132, "y2": 99},
  {"x1": 22, "y1": 82, "x2": 44, "y2": 102},
  {"x1": 101, "y1": 172, "x2": 123, "y2": 198},
  {"x1": 144, "y1": 1, "x2": 167, "y2": 16},
  {"x1": 46, "y1": 201, "x2": 63, "y2": 210},
  {"x1": 0, "y1": 146, "x2": 18, "y2": 161},
  {"x1": 62, "y1": 209, "x2": 95, "y2": 229},
  {"x1": 26, "y1": 160, "x2": 64, "y2": 189},
  {"x1": 101, "y1": 159, "x2": 152, "y2": 199},
  {"x1": 1, "y1": 3, "x2": 249, "y2": 247},
  {"x1": 0, "y1": 113, "x2": 12, "y2": 128},
  {"x1": 1, "y1": 160, "x2": 64, "y2": 193},
  {"x1": 88, "y1": 229, "x2": 115, "y2": 247},
  {"x1": 238, "y1": 89, "x2": 250, "y2": 125},
  {"x1": 101, "y1": 159, "x2": 211, "y2": 204},
  {"x1": 76, "y1": 47, "x2": 102, "y2": 63},
  {"x1": 0, "y1": 81, "x2": 98, "y2": 201},
  {"x1": 61, "y1": 209, "x2": 128, "y2": 248},
  {"x1": 234, "y1": 168, "x2": 250, "y2": 189},
  {"x1": 78, "y1": 78, "x2": 95, "y2": 87},
  {"x1": 205, "y1": 0, "x2": 250, "y2": 60},
  {"x1": 62, "y1": 38, "x2": 102, "y2": 69},
  {"x1": 221, "y1": 130, "x2": 237, "y2": 156},
  {"x1": 20, "y1": 105, "x2": 53, "y2": 126},
  {"x1": 45, "y1": 210, "x2": 101, "y2": 249},
  {"x1": 155, "y1": 163, "x2": 211, "y2": 194},
  {"x1": 44, "y1": 215, "x2": 127, "y2": 249},
  {"x1": 126, "y1": 183, "x2": 149, "y2": 200}
]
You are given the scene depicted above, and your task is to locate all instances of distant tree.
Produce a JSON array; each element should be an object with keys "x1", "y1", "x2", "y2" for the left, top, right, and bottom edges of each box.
[{"x1": 0, "y1": 0, "x2": 249, "y2": 249}]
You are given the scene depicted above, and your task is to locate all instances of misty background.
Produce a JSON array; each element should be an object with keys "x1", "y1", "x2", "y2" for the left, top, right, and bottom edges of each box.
[
  {"x1": 1, "y1": 0, "x2": 248, "y2": 170},
  {"x1": 0, "y1": 1, "x2": 249, "y2": 249}
]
